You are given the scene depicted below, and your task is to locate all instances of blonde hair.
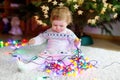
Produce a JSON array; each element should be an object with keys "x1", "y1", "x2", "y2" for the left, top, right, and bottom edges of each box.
[{"x1": 50, "y1": 6, "x2": 72, "y2": 25}]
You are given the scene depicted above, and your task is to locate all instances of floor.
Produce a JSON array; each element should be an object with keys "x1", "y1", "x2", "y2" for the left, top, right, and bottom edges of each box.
[
  {"x1": 0, "y1": 33, "x2": 120, "y2": 51},
  {"x1": 90, "y1": 39, "x2": 120, "y2": 51}
]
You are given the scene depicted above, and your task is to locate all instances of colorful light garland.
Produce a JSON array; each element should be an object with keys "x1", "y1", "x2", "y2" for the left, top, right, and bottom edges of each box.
[
  {"x1": 10, "y1": 47, "x2": 97, "y2": 77},
  {"x1": 41, "y1": 51, "x2": 96, "y2": 76},
  {"x1": 0, "y1": 39, "x2": 28, "y2": 48},
  {"x1": 3, "y1": 38, "x2": 97, "y2": 77}
]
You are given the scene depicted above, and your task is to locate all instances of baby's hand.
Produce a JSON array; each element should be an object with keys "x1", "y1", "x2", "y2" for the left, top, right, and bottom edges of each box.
[
  {"x1": 28, "y1": 39, "x2": 35, "y2": 45},
  {"x1": 74, "y1": 38, "x2": 81, "y2": 47}
]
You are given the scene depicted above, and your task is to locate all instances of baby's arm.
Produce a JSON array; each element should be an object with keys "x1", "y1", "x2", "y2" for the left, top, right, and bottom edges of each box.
[
  {"x1": 68, "y1": 29, "x2": 81, "y2": 48},
  {"x1": 28, "y1": 33, "x2": 47, "y2": 46},
  {"x1": 67, "y1": 29, "x2": 81, "y2": 49}
]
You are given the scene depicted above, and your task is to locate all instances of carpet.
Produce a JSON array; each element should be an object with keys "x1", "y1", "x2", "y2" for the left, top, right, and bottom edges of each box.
[{"x1": 0, "y1": 45, "x2": 120, "y2": 80}]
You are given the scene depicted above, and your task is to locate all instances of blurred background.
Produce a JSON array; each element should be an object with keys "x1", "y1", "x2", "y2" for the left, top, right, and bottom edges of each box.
[{"x1": 0, "y1": 0, "x2": 120, "y2": 51}]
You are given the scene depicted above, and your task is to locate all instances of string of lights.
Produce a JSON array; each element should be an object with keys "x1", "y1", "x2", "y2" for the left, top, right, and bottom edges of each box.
[
  {"x1": 9, "y1": 43, "x2": 98, "y2": 77},
  {"x1": 0, "y1": 39, "x2": 28, "y2": 48}
]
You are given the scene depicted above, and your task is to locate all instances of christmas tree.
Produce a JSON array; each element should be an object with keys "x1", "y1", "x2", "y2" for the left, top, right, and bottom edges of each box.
[{"x1": 19, "y1": 0, "x2": 120, "y2": 36}]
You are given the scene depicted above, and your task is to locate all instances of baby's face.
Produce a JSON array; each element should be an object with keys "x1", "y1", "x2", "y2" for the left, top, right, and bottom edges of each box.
[{"x1": 51, "y1": 20, "x2": 68, "y2": 33}]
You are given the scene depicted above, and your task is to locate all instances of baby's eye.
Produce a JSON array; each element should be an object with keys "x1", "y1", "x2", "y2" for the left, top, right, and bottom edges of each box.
[{"x1": 53, "y1": 24, "x2": 57, "y2": 27}]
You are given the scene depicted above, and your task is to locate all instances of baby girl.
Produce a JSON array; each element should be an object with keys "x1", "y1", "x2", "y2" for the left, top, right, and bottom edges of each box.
[{"x1": 17, "y1": 6, "x2": 80, "y2": 72}]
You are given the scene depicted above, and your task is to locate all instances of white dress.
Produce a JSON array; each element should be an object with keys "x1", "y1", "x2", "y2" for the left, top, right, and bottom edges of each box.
[
  {"x1": 33, "y1": 28, "x2": 77, "y2": 55},
  {"x1": 17, "y1": 28, "x2": 80, "y2": 72}
]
